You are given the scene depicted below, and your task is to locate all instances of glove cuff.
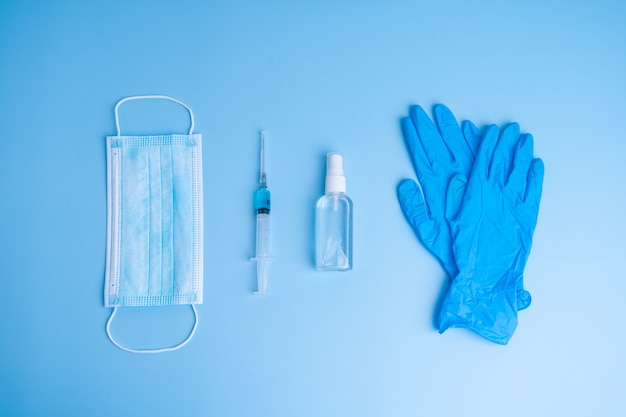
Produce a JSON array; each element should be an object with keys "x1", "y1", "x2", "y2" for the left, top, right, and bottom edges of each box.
[{"x1": 438, "y1": 274, "x2": 519, "y2": 345}]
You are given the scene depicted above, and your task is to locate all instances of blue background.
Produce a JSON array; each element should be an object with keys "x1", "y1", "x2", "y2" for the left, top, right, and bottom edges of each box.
[{"x1": 1, "y1": 1, "x2": 625, "y2": 416}]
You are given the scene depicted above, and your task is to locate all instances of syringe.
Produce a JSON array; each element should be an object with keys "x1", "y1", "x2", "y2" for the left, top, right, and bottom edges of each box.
[{"x1": 251, "y1": 131, "x2": 272, "y2": 294}]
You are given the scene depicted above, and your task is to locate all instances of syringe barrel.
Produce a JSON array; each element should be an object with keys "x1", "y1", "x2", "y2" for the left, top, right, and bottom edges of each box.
[{"x1": 255, "y1": 212, "x2": 271, "y2": 257}]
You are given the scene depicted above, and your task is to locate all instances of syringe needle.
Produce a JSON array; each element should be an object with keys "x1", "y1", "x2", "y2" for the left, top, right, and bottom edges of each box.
[{"x1": 260, "y1": 130, "x2": 267, "y2": 187}]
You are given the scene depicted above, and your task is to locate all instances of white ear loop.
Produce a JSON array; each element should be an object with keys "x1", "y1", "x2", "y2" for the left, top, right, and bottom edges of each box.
[
  {"x1": 114, "y1": 95, "x2": 195, "y2": 136},
  {"x1": 106, "y1": 305, "x2": 199, "y2": 354}
]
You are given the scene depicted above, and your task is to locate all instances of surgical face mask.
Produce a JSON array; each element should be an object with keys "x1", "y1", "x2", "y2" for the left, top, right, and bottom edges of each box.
[{"x1": 104, "y1": 95, "x2": 203, "y2": 353}]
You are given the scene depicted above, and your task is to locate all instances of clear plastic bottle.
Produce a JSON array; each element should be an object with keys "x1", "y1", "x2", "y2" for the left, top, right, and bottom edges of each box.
[{"x1": 316, "y1": 153, "x2": 353, "y2": 271}]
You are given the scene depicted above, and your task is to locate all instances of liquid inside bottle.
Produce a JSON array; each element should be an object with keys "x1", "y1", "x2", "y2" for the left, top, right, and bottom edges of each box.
[{"x1": 316, "y1": 193, "x2": 353, "y2": 270}]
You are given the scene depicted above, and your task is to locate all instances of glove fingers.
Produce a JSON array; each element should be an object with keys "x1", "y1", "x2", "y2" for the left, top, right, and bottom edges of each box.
[
  {"x1": 445, "y1": 173, "x2": 468, "y2": 223},
  {"x1": 507, "y1": 133, "x2": 534, "y2": 198},
  {"x1": 472, "y1": 124, "x2": 499, "y2": 179},
  {"x1": 409, "y1": 105, "x2": 452, "y2": 168},
  {"x1": 401, "y1": 116, "x2": 432, "y2": 178},
  {"x1": 398, "y1": 179, "x2": 450, "y2": 259},
  {"x1": 398, "y1": 179, "x2": 431, "y2": 232},
  {"x1": 524, "y1": 158, "x2": 545, "y2": 214},
  {"x1": 461, "y1": 120, "x2": 482, "y2": 158},
  {"x1": 509, "y1": 133, "x2": 544, "y2": 223},
  {"x1": 433, "y1": 104, "x2": 473, "y2": 170},
  {"x1": 491, "y1": 123, "x2": 520, "y2": 183}
]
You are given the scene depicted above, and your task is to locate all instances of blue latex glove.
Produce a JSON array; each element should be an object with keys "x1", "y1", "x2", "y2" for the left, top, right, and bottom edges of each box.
[
  {"x1": 438, "y1": 123, "x2": 544, "y2": 344},
  {"x1": 397, "y1": 104, "x2": 480, "y2": 278},
  {"x1": 397, "y1": 105, "x2": 532, "y2": 311}
]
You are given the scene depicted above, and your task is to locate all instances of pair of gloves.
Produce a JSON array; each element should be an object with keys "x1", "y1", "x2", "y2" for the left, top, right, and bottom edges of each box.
[{"x1": 397, "y1": 104, "x2": 544, "y2": 344}]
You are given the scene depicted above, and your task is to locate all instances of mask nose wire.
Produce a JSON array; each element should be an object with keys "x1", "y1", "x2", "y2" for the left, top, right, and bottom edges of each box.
[
  {"x1": 105, "y1": 304, "x2": 199, "y2": 354},
  {"x1": 114, "y1": 95, "x2": 195, "y2": 136}
]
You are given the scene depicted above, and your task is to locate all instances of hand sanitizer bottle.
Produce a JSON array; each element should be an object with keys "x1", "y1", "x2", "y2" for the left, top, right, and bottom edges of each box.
[{"x1": 316, "y1": 153, "x2": 353, "y2": 271}]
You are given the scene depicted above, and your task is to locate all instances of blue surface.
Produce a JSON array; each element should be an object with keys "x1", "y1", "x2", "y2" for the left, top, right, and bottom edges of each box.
[{"x1": 1, "y1": 1, "x2": 625, "y2": 416}]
